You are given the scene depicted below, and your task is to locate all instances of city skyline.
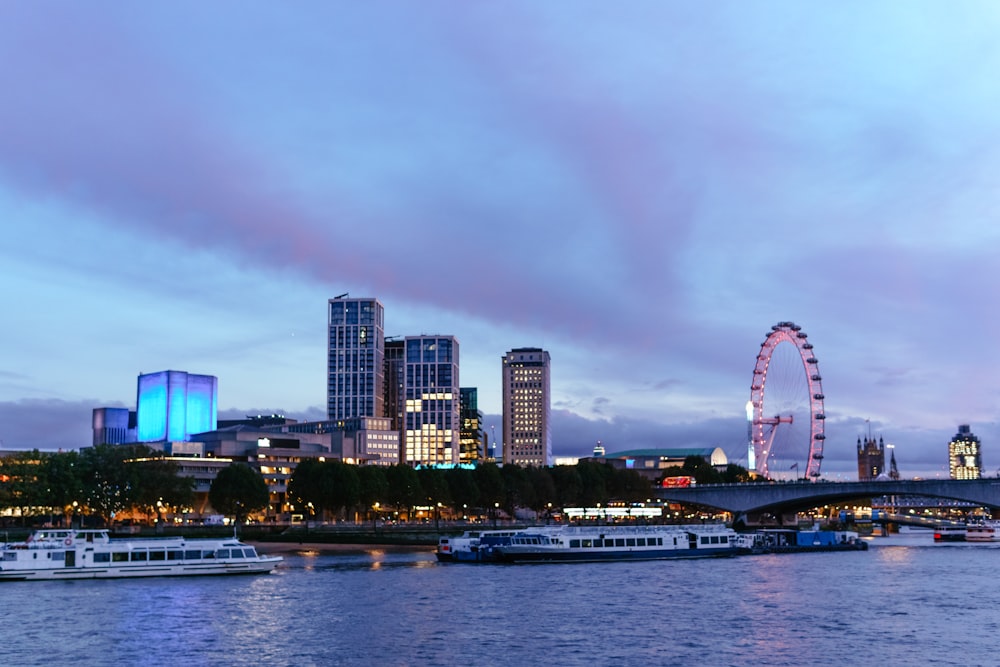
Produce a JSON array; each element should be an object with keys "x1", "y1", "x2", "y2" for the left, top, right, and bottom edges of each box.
[{"x1": 4, "y1": 4, "x2": 1000, "y2": 478}]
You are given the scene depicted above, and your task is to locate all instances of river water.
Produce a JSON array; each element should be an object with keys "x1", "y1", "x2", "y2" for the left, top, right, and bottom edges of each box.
[{"x1": 1, "y1": 533, "x2": 996, "y2": 666}]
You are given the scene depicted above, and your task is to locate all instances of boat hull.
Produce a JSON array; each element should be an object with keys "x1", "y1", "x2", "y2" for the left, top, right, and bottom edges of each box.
[
  {"x1": 0, "y1": 559, "x2": 281, "y2": 581},
  {"x1": 494, "y1": 545, "x2": 737, "y2": 564}
]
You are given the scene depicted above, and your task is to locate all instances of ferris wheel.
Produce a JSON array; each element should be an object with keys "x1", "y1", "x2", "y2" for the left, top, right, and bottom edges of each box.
[{"x1": 748, "y1": 321, "x2": 825, "y2": 480}]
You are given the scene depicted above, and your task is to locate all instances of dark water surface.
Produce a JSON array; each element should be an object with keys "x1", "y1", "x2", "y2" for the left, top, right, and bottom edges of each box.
[{"x1": 2, "y1": 535, "x2": 997, "y2": 666}]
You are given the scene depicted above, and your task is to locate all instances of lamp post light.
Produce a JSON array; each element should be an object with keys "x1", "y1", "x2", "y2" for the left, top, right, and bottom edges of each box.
[{"x1": 493, "y1": 502, "x2": 499, "y2": 528}]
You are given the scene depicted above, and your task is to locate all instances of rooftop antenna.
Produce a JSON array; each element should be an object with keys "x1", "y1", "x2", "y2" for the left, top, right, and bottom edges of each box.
[{"x1": 334, "y1": 292, "x2": 349, "y2": 299}]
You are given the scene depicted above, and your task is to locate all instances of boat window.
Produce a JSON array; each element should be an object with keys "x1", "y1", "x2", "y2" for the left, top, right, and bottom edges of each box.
[
  {"x1": 131, "y1": 551, "x2": 148, "y2": 562},
  {"x1": 217, "y1": 549, "x2": 230, "y2": 559},
  {"x1": 3, "y1": 552, "x2": 16, "y2": 561},
  {"x1": 50, "y1": 551, "x2": 65, "y2": 561},
  {"x1": 570, "y1": 540, "x2": 580, "y2": 548},
  {"x1": 701, "y1": 536, "x2": 710, "y2": 545},
  {"x1": 637, "y1": 538, "x2": 646, "y2": 547},
  {"x1": 582, "y1": 539, "x2": 592, "y2": 548},
  {"x1": 94, "y1": 553, "x2": 110, "y2": 563},
  {"x1": 243, "y1": 548, "x2": 257, "y2": 558},
  {"x1": 720, "y1": 536, "x2": 728, "y2": 543},
  {"x1": 593, "y1": 539, "x2": 603, "y2": 548},
  {"x1": 112, "y1": 552, "x2": 128, "y2": 562},
  {"x1": 626, "y1": 538, "x2": 636, "y2": 547},
  {"x1": 149, "y1": 551, "x2": 166, "y2": 561},
  {"x1": 615, "y1": 539, "x2": 625, "y2": 547},
  {"x1": 168, "y1": 550, "x2": 183, "y2": 561},
  {"x1": 184, "y1": 550, "x2": 201, "y2": 560},
  {"x1": 202, "y1": 550, "x2": 215, "y2": 559}
]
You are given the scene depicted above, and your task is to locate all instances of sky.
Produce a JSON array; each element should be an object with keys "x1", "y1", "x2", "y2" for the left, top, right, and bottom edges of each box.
[{"x1": 2, "y1": 2, "x2": 1000, "y2": 480}]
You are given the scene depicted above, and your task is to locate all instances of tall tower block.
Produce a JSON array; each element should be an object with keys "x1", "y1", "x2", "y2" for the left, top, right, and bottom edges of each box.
[{"x1": 502, "y1": 348, "x2": 552, "y2": 466}]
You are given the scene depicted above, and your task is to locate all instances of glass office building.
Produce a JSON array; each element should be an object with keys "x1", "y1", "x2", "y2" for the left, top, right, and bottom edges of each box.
[
  {"x1": 403, "y1": 336, "x2": 460, "y2": 465},
  {"x1": 327, "y1": 297, "x2": 385, "y2": 421}
]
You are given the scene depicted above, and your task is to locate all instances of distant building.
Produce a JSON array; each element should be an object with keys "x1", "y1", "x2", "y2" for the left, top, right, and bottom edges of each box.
[
  {"x1": 403, "y1": 335, "x2": 460, "y2": 466},
  {"x1": 327, "y1": 296, "x2": 385, "y2": 421},
  {"x1": 136, "y1": 370, "x2": 217, "y2": 443},
  {"x1": 857, "y1": 436, "x2": 885, "y2": 481},
  {"x1": 502, "y1": 347, "x2": 551, "y2": 466},
  {"x1": 582, "y1": 447, "x2": 728, "y2": 481},
  {"x1": 92, "y1": 407, "x2": 136, "y2": 446},
  {"x1": 217, "y1": 414, "x2": 296, "y2": 429},
  {"x1": 949, "y1": 424, "x2": 982, "y2": 480},
  {"x1": 888, "y1": 446, "x2": 900, "y2": 480},
  {"x1": 275, "y1": 417, "x2": 399, "y2": 466},
  {"x1": 459, "y1": 387, "x2": 485, "y2": 464}
]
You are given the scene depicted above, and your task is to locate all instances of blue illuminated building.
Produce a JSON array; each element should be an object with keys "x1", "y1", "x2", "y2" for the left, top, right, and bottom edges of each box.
[{"x1": 136, "y1": 370, "x2": 218, "y2": 443}]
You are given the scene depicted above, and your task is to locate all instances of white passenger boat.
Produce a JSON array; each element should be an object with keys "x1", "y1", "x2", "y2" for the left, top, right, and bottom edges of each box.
[
  {"x1": 490, "y1": 524, "x2": 740, "y2": 563},
  {"x1": 0, "y1": 529, "x2": 282, "y2": 581},
  {"x1": 436, "y1": 529, "x2": 521, "y2": 562},
  {"x1": 965, "y1": 522, "x2": 1000, "y2": 542}
]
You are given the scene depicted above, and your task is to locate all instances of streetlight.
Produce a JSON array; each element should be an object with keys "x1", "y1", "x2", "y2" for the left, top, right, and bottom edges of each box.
[{"x1": 493, "y1": 502, "x2": 499, "y2": 528}]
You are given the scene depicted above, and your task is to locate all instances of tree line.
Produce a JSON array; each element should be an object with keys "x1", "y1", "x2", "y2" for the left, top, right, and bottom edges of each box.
[
  {"x1": 284, "y1": 455, "x2": 751, "y2": 522},
  {"x1": 0, "y1": 445, "x2": 752, "y2": 526},
  {"x1": 0, "y1": 445, "x2": 195, "y2": 526}
]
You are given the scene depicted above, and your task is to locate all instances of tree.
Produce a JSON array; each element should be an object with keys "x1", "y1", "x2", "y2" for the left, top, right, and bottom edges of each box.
[
  {"x1": 40, "y1": 451, "x2": 83, "y2": 525},
  {"x1": 287, "y1": 457, "x2": 323, "y2": 519},
  {"x1": 681, "y1": 455, "x2": 722, "y2": 484},
  {"x1": 385, "y1": 464, "x2": 421, "y2": 519},
  {"x1": 550, "y1": 465, "x2": 582, "y2": 509},
  {"x1": 132, "y1": 454, "x2": 195, "y2": 522},
  {"x1": 445, "y1": 467, "x2": 479, "y2": 517},
  {"x1": 78, "y1": 444, "x2": 143, "y2": 525},
  {"x1": 473, "y1": 462, "x2": 505, "y2": 518},
  {"x1": 417, "y1": 467, "x2": 451, "y2": 528},
  {"x1": 358, "y1": 465, "x2": 389, "y2": 528},
  {"x1": 500, "y1": 464, "x2": 533, "y2": 518},
  {"x1": 208, "y1": 463, "x2": 269, "y2": 525},
  {"x1": 720, "y1": 463, "x2": 752, "y2": 483},
  {"x1": 525, "y1": 466, "x2": 557, "y2": 519},
  {"x1": 576, "y1": 461, "x2": 611, "y2": 509},
  {"x1": 323, "y1": 461, "x2": 361, "y2": 521}
]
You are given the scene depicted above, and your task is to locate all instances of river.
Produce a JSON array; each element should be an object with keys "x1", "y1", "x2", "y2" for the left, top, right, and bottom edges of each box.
[{"x1": 1, "y1": 533, "x2": 995, "y2": 666}]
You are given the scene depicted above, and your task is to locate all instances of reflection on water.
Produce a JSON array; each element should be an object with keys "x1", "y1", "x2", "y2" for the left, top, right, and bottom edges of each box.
[{"x1": 1, "y1": 543, "x2": 996, "y2": 666}]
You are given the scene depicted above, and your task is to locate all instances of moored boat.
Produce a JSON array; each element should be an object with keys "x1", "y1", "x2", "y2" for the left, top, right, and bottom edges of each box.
[
  {"x1": 933, "y1": 525, "x2": 966, "y2": 543},
  {"x1": 490, "y1": 524, "x2": 740, "y2": 564},
  {"x1": 965, "y1": 522, "x2": 1000, "y2": 542},
  {"x1": 436, "y1": 529, "x2": 521, "y2": 562},
  {"x1": 0, "y1": 529, "x2": 282, "y2": 581}
]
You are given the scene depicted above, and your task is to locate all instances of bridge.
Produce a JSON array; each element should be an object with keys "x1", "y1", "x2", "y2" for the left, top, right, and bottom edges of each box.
[{"x1": 656, "y1": 479, "x2": 1000, "y2": 516}]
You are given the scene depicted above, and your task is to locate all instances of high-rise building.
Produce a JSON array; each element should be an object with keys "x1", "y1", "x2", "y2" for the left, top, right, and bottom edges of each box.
[
  {"x1": 327, "y1": 297, "x2": 385, "y2": 421},
  {"x1": 949, "y1": 424, "x2": 982, "y2": 479},
  {"x1": 459, "y1": 387, "x2": 485, "y2": 464},
  {"x1": 857, "y1": 435, "x2": 885, "y2": 481},
  {"x1": 502, "y1": 347, "x2": 551, "y2": 466},
  {"x1": 383, "y1": 338, "x2": 404, "y2": 432},
  {"x1": 403, "y1": 335, "x2": 460, "y2": 466},
  {"x1": 136, "y1": 370, "x2": 217, "y2": 443}
]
